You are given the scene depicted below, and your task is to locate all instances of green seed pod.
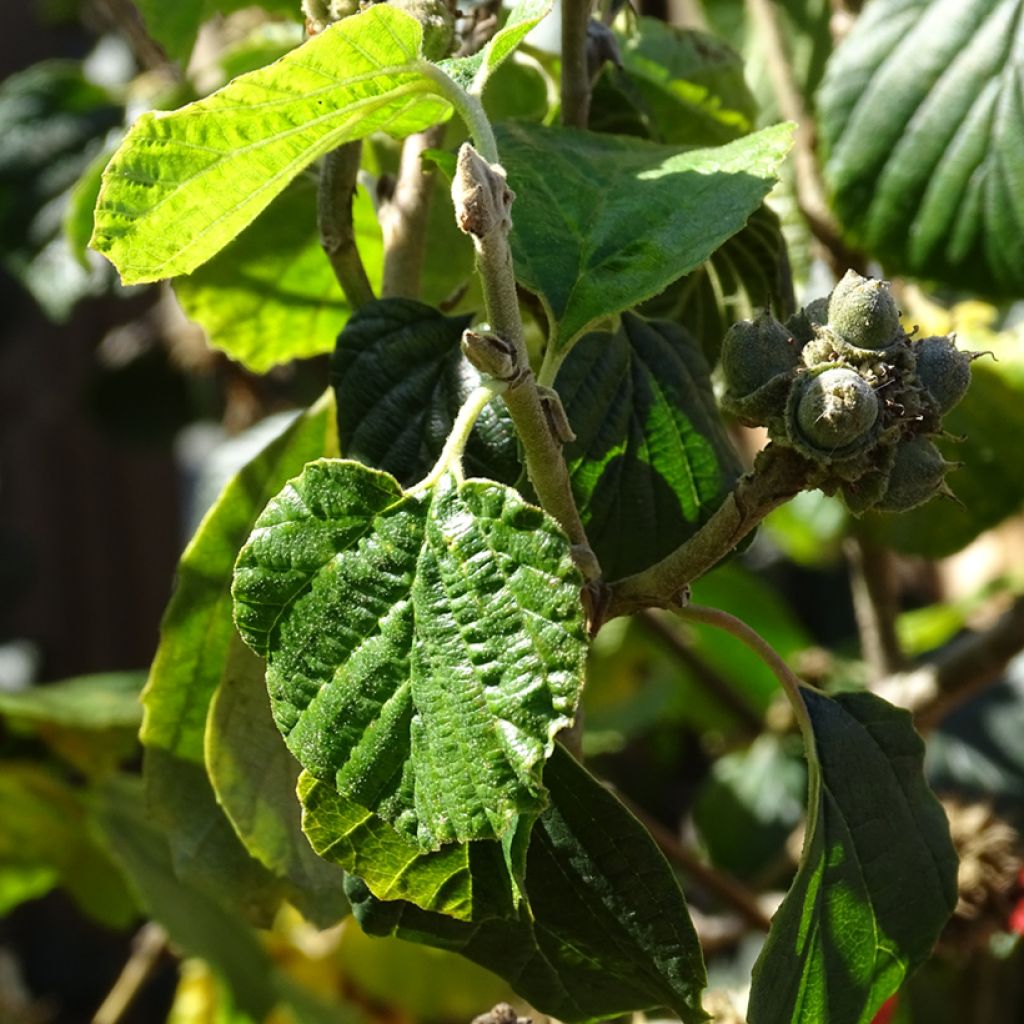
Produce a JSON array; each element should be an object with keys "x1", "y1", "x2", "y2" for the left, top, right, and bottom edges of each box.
[
  {"x1": 875, "y1": 437, "x2": 949, "y2": 512},
  {"x1": 828, "y1": 270, "x2": 902, "y2": 350},
  {"x1": 785, "y1": 296, "x2": 829, "y2": 346},
  {"x1": 391, "y1": 0, "x2": 455, "y2": 59},
  {"x1": 793, "y1": 367, "x2": 879, "y2": 453},
  {"x1": 914, "y1": 335, "x2": 972, "y2": 413},
  {"x1": 721, "y1": 312, "x2": 799, "y2": 399}
]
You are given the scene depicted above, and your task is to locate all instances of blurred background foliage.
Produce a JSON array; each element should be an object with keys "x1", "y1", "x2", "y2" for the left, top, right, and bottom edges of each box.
[{"x1": 2, "y1": 0, "x2": 1024, "y2": 1022}]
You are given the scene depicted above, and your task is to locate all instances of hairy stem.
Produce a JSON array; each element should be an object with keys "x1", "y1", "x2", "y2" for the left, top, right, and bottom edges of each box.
[
  {"x1": 845, "y1": 534, "x2": 906, "y2": 679},
  {"x1": 381, "y1": 125, "x2": 446, "y2": 299},
  {"x1": 418, "y1": 64, "x2": 499, "y2": 162},
  {"x1": 744, "y1": 0, "x2": 863, "y2": 275},
  {"x1": 561, "y1": 0, "x2": 594, "y2": 128},
  {"x1": 452, "y1": 143, "x2": 599, "y2": 579},
  {"x1": 318, "y1": 142, "x2": 375, "y2": 308},
  {"x1": 605, "y1": 445, "x2": 813, "y2": 620}
]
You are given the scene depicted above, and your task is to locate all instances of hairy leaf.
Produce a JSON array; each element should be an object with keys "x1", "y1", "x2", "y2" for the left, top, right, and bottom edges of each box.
[
  {"x1": 232, "y1": 460, "x2": 587, "y2": 849},
  {"x1": 348, "y1": 746, "x2": 707, "y2": 1024},
  {"x1": 440, "y1": 0, "x2": 553, "y2": 93},
  {"x1": 748, "y1": 690, "x2": 958, "y2": 1024},
  {"x1": 174, "y1": 173, "x2": 383, "y2": 372},
  {"x1": 142, "y1": 392, "x2": 337, "y2": 764},
  {"x1": 331, "y1": 298, "x2": 518, "y2": 487},
  {"x1": 92, "y1": 6, "x2": 451, "y2": 283},
  {"x1": 206, "y1": 638, "x2": 348, "y2": 929},
  {"x1": 91, "y1": 775, "x2": 279, "y2": 1018},
  {"x1": 818, "y1": 0, "x2": 1024, "y2": 297},
  {"x1": 300, "y1": 772, "x2": 516, "y2": 921},
  {"x1": 555, "y1": 314, "x2": 742, "y2": 579},
  {"x1": 496, "y1": 120, "x2": 794, "y2": 351}
]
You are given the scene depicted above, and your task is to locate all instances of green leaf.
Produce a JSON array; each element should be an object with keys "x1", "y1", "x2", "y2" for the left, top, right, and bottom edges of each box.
[
  {"x1": 748, "y1": 689, "x2": 958, "y2": 1024},
  {"x1": 495, "y1": 121, "x2": 794, "y2": 350},
  {"x1": 92, "y1": 6, "x2": 452, "y2": 283},
  {"x1": 615, "y1": 17, "x2": 756, "y2": 145},
  {"x1": 299, "y1": 771, "x2": 516, "y2": 921},
  {"x1": 860, "y1": 350, "x2": 1024, "y2": 557},
  {"x1": 817, "y1": 0, "x2": 1024, "y2": 298},
  {"x1": 142, "y1": 391, "x2": 337, "y2": 765},
  {"x1": 440, "y1": 0, "x2": 553, "y2": 93},
  {"x1": 348, "y1": 746, "x2": 707, "y2": 1024},
  {"x1": 0, "y1": 672, "x2": 144, "y2": 730},
  {"x1": 0, "y1": 865, "x2": 58, "y2": 918},
  {"x1": 0, "y1": 765, "x2": 137, "y2": 929},
  {"x1": 232, "y1": 460, "x2": 587, "y2": 849},
  {"x1": 331, "y1": 298, "x2": 518, "y2": 487},
  {"x1": 173, "y1": 173, "x2": 382, "y2": 372},
  {"x1": 639, "y1": 204, "x2": 796, "y2": 365},
  {"x1": 554, "y1": 313, "x2": 742, "y2": 579},
  {"x1": 205, "y1": 637, "x2": 348, "y2": 929},
  {"x1": 90, "y1": 775, "x2": 279, "y2": 1019}
]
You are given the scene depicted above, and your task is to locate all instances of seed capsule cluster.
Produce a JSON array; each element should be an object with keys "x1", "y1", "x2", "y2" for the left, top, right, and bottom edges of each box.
[{"x1": 721, "y1": 271, "x2": 974, "y2": 514}]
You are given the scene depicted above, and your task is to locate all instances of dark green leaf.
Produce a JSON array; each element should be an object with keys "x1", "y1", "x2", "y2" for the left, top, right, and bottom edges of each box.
[
  {"x1": 174, "y1": 173, "x2": 382, "y2": 373},
  {"x1": 331, "y1": 298, "x2": 518, "y2": 487},
  {"x1": 861, "y1": 351, "x2": 1024, "y2": 557},
  {"x1": 495, "y1": 120, "x2": 794, "y2": 350},
  {"x1": 93, "y1": 6, "x2": 451, "y2": 283},
  {"x1": 639, "y1": 205, "x2": 795, "y2": 365},
  {"x1": 615, "y1": 17, "x2": 756, "y2": 145},
  {"x1": 748, "y1": 690, "x2": 958, "y2": 1024},
  {"x1": 90, "y1": 775, "x2": 279, "y2": 1018},
  {"x1": 0, "y1": 765, "x2": 137, "y2": 929},
  {"x1": 300, "y1": 771, "x2": 516, "y2": 921},
  {"x1": 348, "y1": 746, "x2": 707, "y2": 1024},
  {"x1": 142, "y1": 391, "x2": 337, "y2": 765},
  {"x1": 233, "y1": 461, "x2": 587, "y2": 849},
  {"x1": 555, "y1": 313, "x2": 742, "y2": 579},
  {"x1": 817, "y1": 0, "x2": 1024, "y2": 298},
  {"x1": 206, "y1": 637, "x2": 348, "y2": 929}
]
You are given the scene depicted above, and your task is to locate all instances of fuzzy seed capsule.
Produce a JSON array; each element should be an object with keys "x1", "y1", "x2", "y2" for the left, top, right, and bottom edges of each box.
[
  {"x1": 875, "y1": 437, "x2": 948, "y2": 512},
  {"x1": 794, "y1": 367, "x2": 879, "y2": 453},
  {"x1": 720, "y1": 313, "x2": 799, "y2": 399},
  {"x1": 914, "y1": 335, "x2": 972, "y2": 414},
  {"x1": 828, "y1": 270, "x2": 902, "y2": 350}
]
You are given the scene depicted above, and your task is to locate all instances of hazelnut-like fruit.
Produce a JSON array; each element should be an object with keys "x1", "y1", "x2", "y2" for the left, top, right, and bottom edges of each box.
[
  {"x1": 914, "y1": 335, "x2": 972, "y2": 414},
  {"x1": 828, "y1": 270, "x2": 902, "y2": 350},
  {"x1": 793, "y1": 367, "x2": 879, "y2": 453},
  {"x1": 721, "y1": 312, "x2": 799, "y2": 399},
  {"x1": 875, "y1": 437, "x2": 949, "y2": 512}
]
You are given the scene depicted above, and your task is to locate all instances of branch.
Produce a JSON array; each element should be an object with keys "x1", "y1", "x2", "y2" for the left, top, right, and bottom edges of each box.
[
  {"x1": 845, "y1": 535, "x2": 906, "y2": 679},
  {"x1": 91, "y1": 923, "x2": 168, "y2": 1024},
  {"x1": 561, "y1": 0, "x2": 594, "y2": 128},
  {"x1": 605, "y1": 444, "x2": 813, "y2": 621},
  {"x1": 637, "y1": 610, "x2": 764, "y2": 737},
  {"x1": 318, "y1": 142, "x2": 375, "y2": 309},
  {"x1": 744, "y1": 0, "x2": 863, "y2": 275},
  {"x1": 876, "y1": 595, "x2": 1024, "y2": 730},
  {"x1": 452, "y1": 144, "x2": 599, "y2": 580},
  {"x1": 616, "y1": 792, "x2": 773, "y2": 932},
  {"x1": 381, "y1": 125, "x2": 446, "y2": 299}
]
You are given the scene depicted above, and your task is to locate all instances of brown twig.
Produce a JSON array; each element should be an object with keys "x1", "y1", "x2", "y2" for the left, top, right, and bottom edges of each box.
[
  {"x1": 91, "y1": 923, "x2": 168, "y2": 1024},
  {"x1": 318, "y1": 143, "x2": 375, "y2": 309},
  {"x1": 561, "y1": 0, "x2": 594, "y2": 128},
  {"x1": 744, "y1": 0, "x2": 864, "y2": 276},
  {"x1": 638, "y1": 610, "x2": 765, "y2": 737},
  {"x1": 381, "y1": 125, "x2": 446, "y2": 299},
  {"x1": 877, "y1": 595, "x2": 1024, "y2": 730},
  {"x1": 845, "y1": 535, "x2": 906, "y2": 680},
  {"x1": 618, "y1": 792, "x2": 773, "y2": 933}
]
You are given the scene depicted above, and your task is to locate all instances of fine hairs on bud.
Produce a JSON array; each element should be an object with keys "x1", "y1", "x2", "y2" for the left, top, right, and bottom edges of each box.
[
  {"x1": 452, "y1": 144, "x2": 514, "y2": 241},
  {"x1": 828, "y1": 270, "x2": 902, "y2": 350}
]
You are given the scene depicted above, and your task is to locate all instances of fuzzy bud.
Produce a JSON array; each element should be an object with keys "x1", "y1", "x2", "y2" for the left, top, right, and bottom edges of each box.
[
  {"x1": 828, "y1": 270, "x2": 902, "y2": 350},
  {"x1": 721, "y1": 312, "x2": 799, "y2": 398},
  {"x1": 390, "y1": 0, "x2": 456, "y2": 60},
  {"x1": 914, "y1": 335, "x2": 972, "y2": 414},
  {"x1": 875, "y1": 437, "x2": 949, "y2": 512},
  {"x1": 793, "y1": 367, "x2": 879, "y2": 453}
]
